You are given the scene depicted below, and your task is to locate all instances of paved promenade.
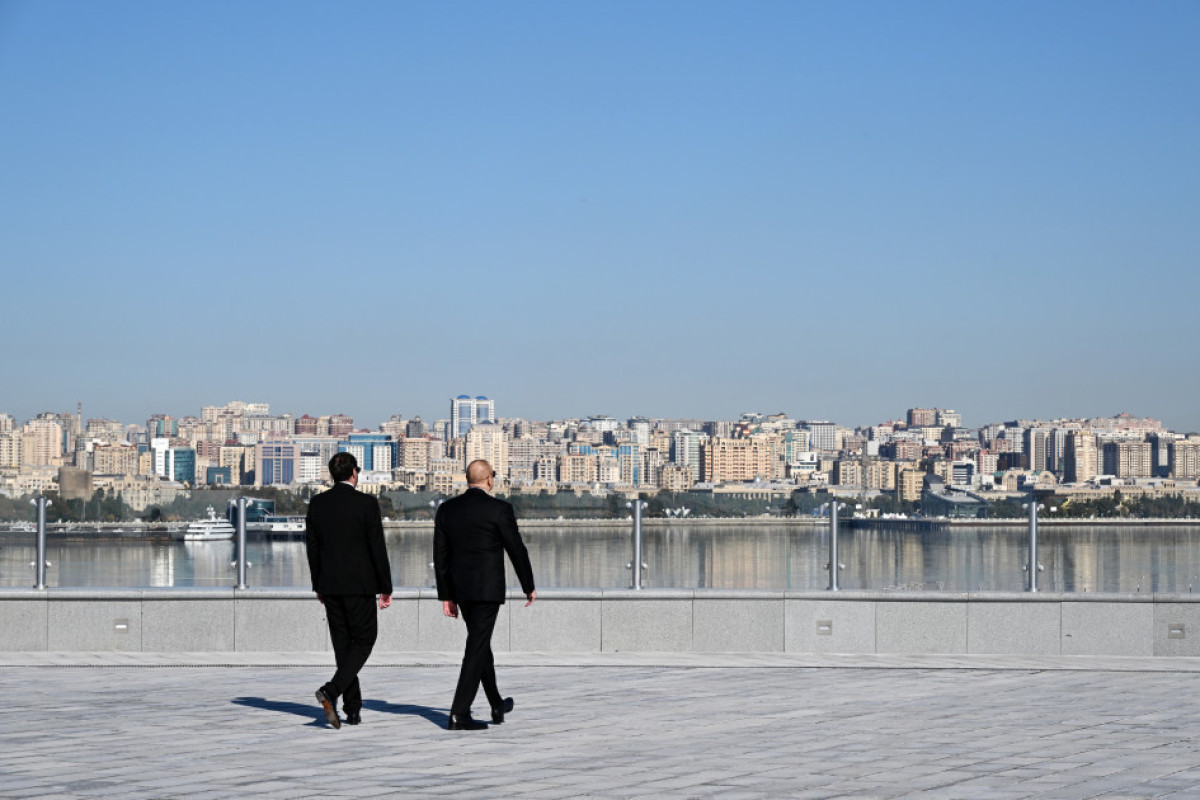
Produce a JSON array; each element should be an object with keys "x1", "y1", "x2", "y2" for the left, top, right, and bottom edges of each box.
[{"x1": 5, "y1": 652, "x2": 1200, "y2": 799}]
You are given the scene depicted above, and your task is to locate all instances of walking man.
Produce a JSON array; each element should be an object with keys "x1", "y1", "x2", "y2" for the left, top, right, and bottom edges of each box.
[
  {"x1": 434, "y1": 459, "x2": 536, "y2": 730},
  {"x1": 305, "y1": 452, "x2": 393, "y2": 729}
]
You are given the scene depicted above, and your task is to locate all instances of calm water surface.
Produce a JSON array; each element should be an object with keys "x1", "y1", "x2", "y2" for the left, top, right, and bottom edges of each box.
[{"x1": 3, "y1": 523, "x2": 1200, "y2": 593}]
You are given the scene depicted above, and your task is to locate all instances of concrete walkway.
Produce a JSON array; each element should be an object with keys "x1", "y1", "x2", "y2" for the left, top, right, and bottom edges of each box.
[{"x1": 4, "y1": 652, "x2": 1200, "y2": 799}]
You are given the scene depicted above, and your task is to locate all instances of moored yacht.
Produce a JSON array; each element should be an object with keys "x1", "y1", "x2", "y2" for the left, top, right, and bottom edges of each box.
[{"x1": 175, "y1": 506, "x2": 236, "y2": 541}]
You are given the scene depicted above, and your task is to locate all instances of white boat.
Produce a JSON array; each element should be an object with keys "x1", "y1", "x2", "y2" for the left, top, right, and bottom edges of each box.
[
  {"x1": 248, "y1": 515, "x2": 306, "y2": 534},
  {"x1": 175, "y1": 506, "x2": 236, "y2": 541}
]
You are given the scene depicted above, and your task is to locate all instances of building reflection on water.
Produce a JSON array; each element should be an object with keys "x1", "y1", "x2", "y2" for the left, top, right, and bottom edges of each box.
[{"x1": 2, "y1": 524, "x2": 1200, "y2": 593}]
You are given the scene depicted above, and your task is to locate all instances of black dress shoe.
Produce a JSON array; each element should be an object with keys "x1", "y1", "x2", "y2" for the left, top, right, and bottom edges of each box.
[
  {"x1": 491, "y1": 697, "x2": 514, "y2": 724},
  {"x1": 447, "y1": 713, "x2": 487, "y2": 731},
  {"x1": 315, "y1": 688, "x2": 340, "y2": 729},
  {"x1": 345, "y1": 711, "x2": 361, "y2": 725}
]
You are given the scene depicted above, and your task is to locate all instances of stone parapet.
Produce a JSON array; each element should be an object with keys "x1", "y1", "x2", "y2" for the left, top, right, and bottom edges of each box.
[{"x1": 2, "y1": 588, "x2": 1196, "y2": 656}]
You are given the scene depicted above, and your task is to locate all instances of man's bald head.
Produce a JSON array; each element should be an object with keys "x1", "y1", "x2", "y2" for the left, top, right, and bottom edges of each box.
[{"x1": 467, "y1": 459, "x2": 494, "y2": 487}]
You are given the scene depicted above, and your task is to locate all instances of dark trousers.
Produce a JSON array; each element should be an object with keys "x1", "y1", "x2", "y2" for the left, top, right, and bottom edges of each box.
[
  {"x1": 451, "y1": 601, "x2": 503, "y2": 716},
  {"x1": 322, "y1": 594, "x2": 378, "y2": 714}
]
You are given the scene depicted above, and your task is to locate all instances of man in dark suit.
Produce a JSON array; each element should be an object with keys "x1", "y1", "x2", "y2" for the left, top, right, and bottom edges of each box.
[
  {"x1": 305, "y1": 451, "x2": 393, "y2": 729},
  {"x1": 434, "y1": 459, "x2": 536, "y2": 731}
]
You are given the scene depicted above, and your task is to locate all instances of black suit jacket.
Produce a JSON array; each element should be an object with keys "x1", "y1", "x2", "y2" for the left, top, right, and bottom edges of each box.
[
  {"x1": 434, "y1": 487, "x2": 535, "y2": 604},
  {"x1": 305, "y1": 483, "x2": 393, "y2": 596}
]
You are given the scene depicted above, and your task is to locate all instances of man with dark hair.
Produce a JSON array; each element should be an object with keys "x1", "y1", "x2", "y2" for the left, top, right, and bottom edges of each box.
[
  {"x1": 434, "y1": 459, "x2": 536, "y2": 730},
  {"x1": 305, "y1": 451, "x2": 393, "y2": 729}
]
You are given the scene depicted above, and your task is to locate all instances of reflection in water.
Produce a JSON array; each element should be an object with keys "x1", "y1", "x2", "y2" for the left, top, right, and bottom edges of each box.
[{"x1": 2, "y1": 524, "x2": 1199, "y2": 593}]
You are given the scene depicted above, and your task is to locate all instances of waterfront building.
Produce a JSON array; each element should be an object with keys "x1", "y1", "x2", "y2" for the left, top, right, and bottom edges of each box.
[
  {"x1": 659, "y1": 463, "x2": 694, "y2": 492},
  {"x1": 1065, "y1": 431, "x2": 1099, "y2": 484},
  {"x1": 597, "y1": 449, "x2": 620, "y2": 484},
  {"x1": 255, "y1": 442, "x2": 299, "y2": 486},
  {"x1": 84, "y1": 418, "x2": 125, "y2": 445},
  {"x1": 642, "y1": 447, "x2": 666, "y2": 488},
  {"x1": 1024, "y1": 428, "x2": 1049, "y2": 472},
  {"x1": 700, "y1": 437, "x2": 774, "y2": 483},
  {"x1": 833, "y1": 459, "x2": 863, "y2": 487},
  {"x1": 897, "y1": 466, "x2": 925, "y2": 503},
  {"x1": 92, "y1": 442, "x2": 139, "y2": 475},
  {"x1": 0, "y1": 430, "x2": 22, "y2": 468},
  {"x1": 557, "y1": 452, "x2": 598, "y2": 484},
  {"x1": 464, "y1": 420, "x2": 508, "y2": 479},
  {"x1": 801, "y1": 421, "x2": 838, "y2": 453},
  {"x1": 149, "y1": 437, "x2": 171, "y2": 477},
  {"x1": 339, "y1": 433, "x2": 394, "y2": 472},
  {"x1": 298, "y1": 451, "x2": 324, "y2": 484},
  {"x1": 670, "y1": 429, "x2": 703, "y2": 480},
  {"x1": 146, "y1": 414, "x2": 177, "y2": 439},
  {"x1": 1102, "y1": 441, "x2": 1153, "y2": 479},
  {"x1": 327, "y1": 414, "x2": 354, "y2": 439},
  {"x1": 207, "y1": 466, "x2": 232, "y2": 486},
  {"x1": 935, "y1": 409, "x2": 962, "y2": 428},
  {"x1": 450, "y1": 395, "x2": 494, "y2": 438},
  {"x1": 167, "y1": 447, "x2": 196, "y2": 485},
  {"x1": 907, "y1": 408, "x2": 939, "y2": 427},
  {"x1": 1169, "y1": 440, "x2": 1200, "y2": 480},
  {"x1": 218, "y1": 444, "x2": 254, "y2": 485},
  {"x1": 21, "y1": 416, "x2": 64, "y2": 467},
  {"x1": 864, "y1": 459, "x2": 897, "y2": 491},
  {"x1": 617, "y1": 442, "x2": 643, "y2": 486},
  {"x1": 397, "y1": 437, "x2": 432, "y2": 472}
]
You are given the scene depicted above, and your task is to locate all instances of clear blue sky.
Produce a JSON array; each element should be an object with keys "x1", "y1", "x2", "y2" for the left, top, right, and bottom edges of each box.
[{"x1": 2, "y1": 1, "x2": 1198, "y2": 431}]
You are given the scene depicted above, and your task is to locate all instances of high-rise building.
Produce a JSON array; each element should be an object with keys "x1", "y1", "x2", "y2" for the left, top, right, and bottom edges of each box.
[
  {"x1": 464, "y1": 420, "x2": 508, "y2": 479},
  {"x1": 1168, "y1": 440, "x2": 1200, "y2": 480},
  {"x1": 617, "y1": 442, "x2": 643, "y2": 485},
  {"x1": 21, "y1": 416, "x2": 65, "y2": 467},
  {"x1": 167, "y1": 447, "x2": 197, "y2": 485},
  {"x1": 1065, "y1": 431, "x2": 1098, "y2": 483},
  {"x1": 256, "y1": 442, "x2": 298, "y2": 486},
  {"x1": 340, "y1": 433, "x2": 394, "y2": 472},
  {"x1": 670, "y1": 429, "x2": 704, "y2": 479},
  {"x1": 451, "y1": 395, "x2": 495, "y2": 439},
  {"x1": 1101, "y1": 441, "x2": 1152, "y2": 479},
  {"x1": 328, "y1": 414, "x2": 354, "y2": 439},
  {"x1": 1024, "y1": 428, "x2": 1049, "y2": 472},
  {"x1": 700, "y1": 438, "x2": 774, "y2": 482},
  {"x1": 907, "y1": 408, "x2": 939, "y2": 427},
  {"x1": 0, "y1": 430, "x2": 23, "y2": 468},
  {"x1": 802, "y1": 421, "x2": 838, "y2": 453}
]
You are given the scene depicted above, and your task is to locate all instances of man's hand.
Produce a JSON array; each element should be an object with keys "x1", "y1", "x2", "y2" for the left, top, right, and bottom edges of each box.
[
  {"x1": 443, "y1": 600, "x2": 458, "y2": 618},
  {"x1": 378, "y1": 593, "x2": 392, "y2": 610},
  {"x1": 525, "y1": 590, "x2": 537, "y2": 607}
]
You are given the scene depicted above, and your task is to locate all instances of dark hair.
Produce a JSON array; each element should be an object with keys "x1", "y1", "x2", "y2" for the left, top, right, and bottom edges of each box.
[{"x1": 329, "y1": 452, "x2": 358, "y2": 482}]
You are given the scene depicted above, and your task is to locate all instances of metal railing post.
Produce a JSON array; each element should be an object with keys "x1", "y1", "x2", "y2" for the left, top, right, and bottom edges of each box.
[
  {"x1": 828, "y1": 501, "x2": 841, "y2": 591},
  {"x1": 1027, "y1": 499, "x2": 1039, "y2": 593},
  {"x1": 629, "y1": 499, "x2": 645, "y2": 590},
  {"x1": 34, "y1": 495, "x2": 50, "y2": 589},
  {"x1": 235, "y1": 497, "x2": 249, "y2": 589}
]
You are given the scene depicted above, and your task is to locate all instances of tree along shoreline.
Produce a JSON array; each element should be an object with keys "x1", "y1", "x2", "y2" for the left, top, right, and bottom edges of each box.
[{"x1": 2, "y1": 486, "x2": 1199, "y2": 524}]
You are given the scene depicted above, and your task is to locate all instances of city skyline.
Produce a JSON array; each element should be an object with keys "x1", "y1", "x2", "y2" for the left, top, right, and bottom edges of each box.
[
  {"x1": 0, "y1": 396, "x2": 1188, "y2": 436},
  {"x1": 3, "y1": 2, "x2": 1198, "y2": 431}
]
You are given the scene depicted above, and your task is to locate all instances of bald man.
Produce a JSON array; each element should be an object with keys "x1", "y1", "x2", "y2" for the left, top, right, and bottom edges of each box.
[{"x1": 434, "y1": 459, "x2": 536, "y2": 730}]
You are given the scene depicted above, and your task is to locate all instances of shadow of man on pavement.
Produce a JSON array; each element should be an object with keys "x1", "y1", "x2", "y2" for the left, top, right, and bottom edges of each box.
[
  {"x1": 232, "y1": 696, "x2": 326, "y2": 726},
  {"x1": 362, "y1": 698, "x2": 447, "y2": 728}
]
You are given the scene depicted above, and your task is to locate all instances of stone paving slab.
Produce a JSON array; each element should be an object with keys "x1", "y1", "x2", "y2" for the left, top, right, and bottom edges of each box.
[{"x1": 4, "y1": 653, "x2": 1200, "y2": 798}]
